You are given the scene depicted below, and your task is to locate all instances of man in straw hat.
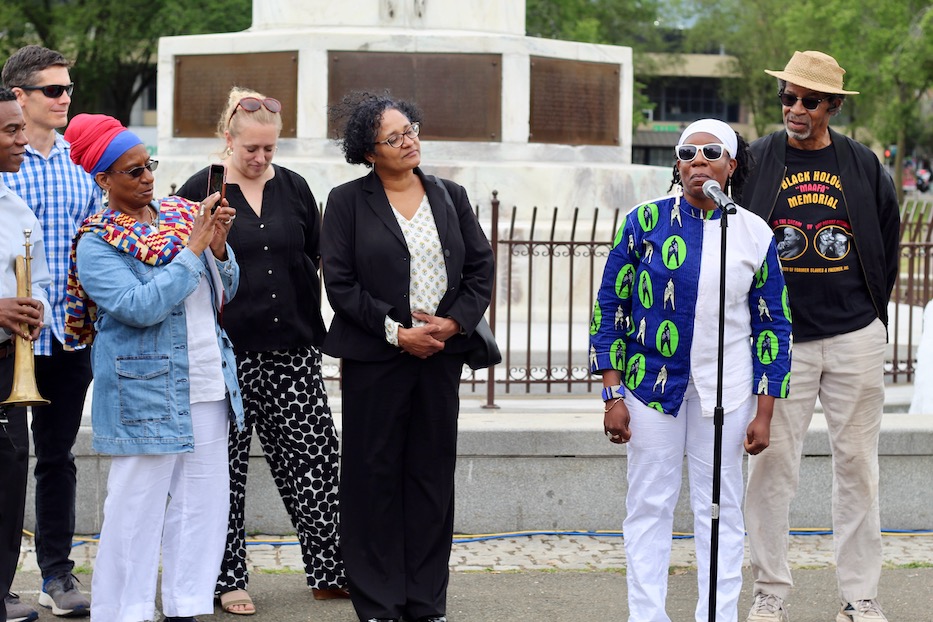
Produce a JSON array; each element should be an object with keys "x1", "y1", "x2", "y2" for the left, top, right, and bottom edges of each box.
[{"x1": 738, "y1": 51, "x2": 899, "y2": 622}]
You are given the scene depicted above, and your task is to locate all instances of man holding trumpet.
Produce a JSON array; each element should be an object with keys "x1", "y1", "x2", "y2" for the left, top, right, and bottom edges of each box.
[{"x1": 0, "y1": 87, "x2": 51, "y2": 622}]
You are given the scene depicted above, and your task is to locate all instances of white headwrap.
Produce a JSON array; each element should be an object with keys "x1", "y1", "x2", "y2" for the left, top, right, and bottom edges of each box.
[{"x1": 677, "y1": 119, "x2": 738, "y2": 159}]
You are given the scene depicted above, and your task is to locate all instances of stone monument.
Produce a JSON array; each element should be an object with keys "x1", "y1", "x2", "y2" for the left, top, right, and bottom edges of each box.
[{"x1": 155, "y1": 0, "x2": 669, "y2": 209}]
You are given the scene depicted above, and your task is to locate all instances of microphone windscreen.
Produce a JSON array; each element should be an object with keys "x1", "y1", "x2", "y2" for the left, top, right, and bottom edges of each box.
[{"x1": 702, "y1": 179, "x2": 722, "y2": 199}]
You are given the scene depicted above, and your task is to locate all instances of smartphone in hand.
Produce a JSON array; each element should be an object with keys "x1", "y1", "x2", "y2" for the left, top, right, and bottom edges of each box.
[{"x1": 207, "y1": 164, "x2": 226, "y2": 213}]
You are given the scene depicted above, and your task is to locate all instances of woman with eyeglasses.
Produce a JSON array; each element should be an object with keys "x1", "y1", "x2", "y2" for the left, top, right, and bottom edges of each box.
[
  {"x1": 61, "y1": 113, "x2": 242, "y2": 622},
  {"x1": 176, "y1": 86, "x2": 346, "y2": 616},
  {"x1": 590, "y1": 119, "x2": 792, "y2": 621},
  {"x1": 321, "y1": 92, "x2": 494, "y2": 622}
]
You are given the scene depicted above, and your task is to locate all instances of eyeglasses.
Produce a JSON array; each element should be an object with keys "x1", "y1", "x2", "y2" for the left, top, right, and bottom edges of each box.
[
  {"x1": 778, "y1": 92, "x2": 827, "y2": 110},
  {"x1": 15, "y1": 83, "x2": 74, "y2": 98},
  {"x1": 377, "y1": 122, "x2": 421, "y2": 149},
  {"x1": 675, "y1": 143, "x2": 728, "y2": 162},
  {"x1": 107, "y1": 160, "x2": 159, "y2": 178},
  {"x1": 228, "y1": 97, "x2": 282, "y2": 125}
]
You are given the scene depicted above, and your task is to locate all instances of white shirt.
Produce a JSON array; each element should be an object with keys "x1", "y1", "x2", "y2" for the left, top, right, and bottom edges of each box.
[
  {"x1": 0, "y1": 178, "x2": 52, "y2": 342},
  {"x1": 383, "y1": 194, "x2": 449, "y2": 345},
  {"x1": 183, "y1": 275, "x2": 226, "y2": 403}
]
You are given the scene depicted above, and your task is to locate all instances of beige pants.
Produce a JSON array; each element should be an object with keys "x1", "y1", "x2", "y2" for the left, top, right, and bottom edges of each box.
[{"x1": 745, "y1": 318, "x2": 886, "y2": 604}]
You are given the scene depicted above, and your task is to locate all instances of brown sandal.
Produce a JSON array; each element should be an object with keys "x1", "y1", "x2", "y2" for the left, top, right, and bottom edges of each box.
[
  {"x1": 312, "y1": 587, "x2": 350, "y2": 600},
  {"x1": 219, "y1": 589, "x2": 256, "y2": 615}
]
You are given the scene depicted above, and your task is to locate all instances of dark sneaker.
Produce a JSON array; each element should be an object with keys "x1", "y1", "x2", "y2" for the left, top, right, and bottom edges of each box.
[
  {"x1": 5, "y1": 592, "x2": 39, "y2": 622},
  {"x1": 38, "y1": 574, "x2": 90, "y2": 617}
]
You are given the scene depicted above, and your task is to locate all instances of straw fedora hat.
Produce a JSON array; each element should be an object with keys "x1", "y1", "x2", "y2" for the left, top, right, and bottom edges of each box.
[{"x1": 765, "y1": 50, "x2": 859, "y2": 95}]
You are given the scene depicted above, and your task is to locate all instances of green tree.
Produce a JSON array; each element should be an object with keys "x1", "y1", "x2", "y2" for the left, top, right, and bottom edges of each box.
[
  {"x1": 792, "y1": 1, "x2": 933, "y2": 202},
  {"x1": 680, "y1": 0, "x2": 933, "y2": 200},
  {"x1": 0, "y1": 0, "x2": 252, "y2": 124},
  {"x1": 527, "y1": 0, "x2": 670, "y2": 127},
  {"x1": 527, "y1": 0, "x2": 665, "y2": 47}
]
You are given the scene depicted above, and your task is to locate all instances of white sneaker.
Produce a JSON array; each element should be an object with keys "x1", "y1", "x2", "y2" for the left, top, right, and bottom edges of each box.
[
  {"x1": 836, "y1": 600, "x2": 888, "y2": 622},
  {"x1": 747, "y1": 593, "x2": 789, "y2": 622}
]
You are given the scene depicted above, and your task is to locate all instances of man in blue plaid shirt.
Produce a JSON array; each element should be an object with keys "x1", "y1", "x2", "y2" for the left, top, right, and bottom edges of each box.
[{"x1": 1, "y1": 45, "x2": 101, "y2": 619}]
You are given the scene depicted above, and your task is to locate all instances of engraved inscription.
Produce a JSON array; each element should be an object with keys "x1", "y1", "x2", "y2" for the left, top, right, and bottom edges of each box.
[
  {"x1": 328, "y1": 52, "x2": 502, "y2": 142},
  {"x1": 530, "y1": 56, "x2": 620, "y2": 146},
  {"x1": 174, "y1": 52, "x2": 298, "y2": 138}
]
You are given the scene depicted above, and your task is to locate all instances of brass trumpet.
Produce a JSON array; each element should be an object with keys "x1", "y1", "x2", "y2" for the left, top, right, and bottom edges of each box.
[{"x1": 2, "y1": 229, "x2": 50, "y2": 407}]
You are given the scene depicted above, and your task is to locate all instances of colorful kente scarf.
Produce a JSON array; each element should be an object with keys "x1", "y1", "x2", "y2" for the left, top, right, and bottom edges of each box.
[{"x1": 63, "y1": 196, "x2": 199, "y2": 348}]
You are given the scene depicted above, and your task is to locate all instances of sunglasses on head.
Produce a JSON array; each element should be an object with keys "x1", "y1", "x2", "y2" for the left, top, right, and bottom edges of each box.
[
  {"x1": 675, "y1": 143, "x2": 729, "y2": 162},
  {"x1": 16, "y1": 83, "x2": 74, "y2": 98},
  {"x1": 778, "y1": 92, "x2": 828, "y2": 110},
  {"x1": 108, "y1": 160, "x2": 159, "y2": 178},
  {"x1": 228, "y1": 97, "x2": 282, "y2": 125}
]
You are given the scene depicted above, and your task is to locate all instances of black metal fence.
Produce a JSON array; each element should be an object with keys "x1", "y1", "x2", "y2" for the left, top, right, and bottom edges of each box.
[
  {"x1": 467, "y1": 194, "x2": 933, "y2": 406},
  {"x1": 326, "y1": 193, "x2": 933, "y2": 406}
]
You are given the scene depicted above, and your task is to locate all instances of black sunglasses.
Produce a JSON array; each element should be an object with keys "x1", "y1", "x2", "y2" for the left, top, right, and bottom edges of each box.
[
  {"x1": 676, "y1": 143, "x2": 728, "y2": 162},
  {"x1": 16, "y1": 83, "x2": 75, "y2": 98},
  {"x1": 778, "y1": 92, "x2": 827, "y2": 110},
  {"x1": 108, "y1": 160, "x2": 159, "y2": 178}
]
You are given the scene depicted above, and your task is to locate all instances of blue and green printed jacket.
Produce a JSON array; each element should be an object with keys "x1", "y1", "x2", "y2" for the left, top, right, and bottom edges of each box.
[{"x1": 589, "y1": 194, "x2": 792, "y2": 417}]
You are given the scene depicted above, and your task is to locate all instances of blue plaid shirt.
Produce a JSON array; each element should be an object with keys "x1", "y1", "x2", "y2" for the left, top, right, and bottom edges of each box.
[{"x1": 0, "y1": 133, "x2": 102, "y2": 355}]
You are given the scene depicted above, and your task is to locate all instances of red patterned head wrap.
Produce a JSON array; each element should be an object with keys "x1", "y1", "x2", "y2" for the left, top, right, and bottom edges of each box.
[{"x1": 64, "y1": 113, "x2": 143, "y2": 175}]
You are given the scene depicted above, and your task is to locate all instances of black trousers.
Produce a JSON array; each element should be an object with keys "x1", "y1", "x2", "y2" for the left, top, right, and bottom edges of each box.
[
  {"x1": 0, "y1": 356, "x2": 29, "y2": 622},
  {"x1": 339, "y1": 353, "x2": 462, "y2": 622},
  {"x1": 31, "y1": 341, "x2": 92, "y2": 579}
]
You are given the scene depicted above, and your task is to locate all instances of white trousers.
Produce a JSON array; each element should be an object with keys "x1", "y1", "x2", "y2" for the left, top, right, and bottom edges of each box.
[
  {"x1": 91, "y1": 400, "x2": 230, "y2": 622},
  {"x1": 624, "y1": 382, "x2": 753, "y2": 622},
  {"x1": 746, "y1": 319, "x2": 886, "y2": 603}
]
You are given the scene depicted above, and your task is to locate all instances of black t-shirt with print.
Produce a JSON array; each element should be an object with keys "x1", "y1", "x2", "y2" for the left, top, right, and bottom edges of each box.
[{"x1": 769, "y1": 143, "x2": 877, "y2": 342}]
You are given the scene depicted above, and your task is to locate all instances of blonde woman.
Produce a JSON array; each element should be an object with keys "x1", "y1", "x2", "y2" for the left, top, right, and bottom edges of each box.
[{"x1": 177, "y1": 87, "x2": 346, "y2": 615}]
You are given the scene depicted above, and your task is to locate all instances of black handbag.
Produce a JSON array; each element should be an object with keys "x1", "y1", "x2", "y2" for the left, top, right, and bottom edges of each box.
[
  {"x1": 427, "y1": 174, "x2": 500, "y2": 370},
  {"x1": 463, "y1": 317, "x2": 502, "y2": 370}
]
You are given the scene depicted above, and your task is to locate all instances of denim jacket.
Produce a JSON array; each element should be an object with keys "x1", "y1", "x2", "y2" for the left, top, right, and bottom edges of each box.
[{"x1": 75, "y1": 233, "x2": 245, "y2": 455}]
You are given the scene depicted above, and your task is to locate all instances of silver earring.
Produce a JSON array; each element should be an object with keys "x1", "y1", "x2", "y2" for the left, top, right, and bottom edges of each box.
[{"x1": 225, "y1": 147, "x2": 233, "y2": 157}]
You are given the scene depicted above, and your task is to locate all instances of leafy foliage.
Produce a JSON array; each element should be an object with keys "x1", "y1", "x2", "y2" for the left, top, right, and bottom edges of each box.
[
  {"x1": 527, "y1": 0, "x2": 672, "y2": 127},
  {"x1": 0, "y1": 0, "x2": 252, "y2": 123},
  {"x1": 681, "y1": 0, "x2": 933, "y2": 197}
]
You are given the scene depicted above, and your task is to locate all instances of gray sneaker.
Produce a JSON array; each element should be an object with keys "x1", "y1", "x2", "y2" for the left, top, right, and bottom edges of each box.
[
  {"x1": 38, "y1": 573, "x2": 90, "y2": 617},
  {"x1": 836, "y1": 600, "x2": 888, "y2": 622},
  {"x1": 747, "y1": 592, "x2": 789, "y2": 622},
  {"x1": 5, "y1": 592, "x2": 39, "y2": 622}
]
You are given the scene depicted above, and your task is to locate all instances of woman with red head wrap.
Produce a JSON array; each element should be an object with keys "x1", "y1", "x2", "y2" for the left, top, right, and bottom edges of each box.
[{"x1": 63, "y1": 114, "x2": 245, "y2": 622}]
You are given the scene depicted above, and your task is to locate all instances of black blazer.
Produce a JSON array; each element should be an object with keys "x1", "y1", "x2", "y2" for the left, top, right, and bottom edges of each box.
[{"x1": 320, "y1": 167, "x2": 495, "y2": 362}]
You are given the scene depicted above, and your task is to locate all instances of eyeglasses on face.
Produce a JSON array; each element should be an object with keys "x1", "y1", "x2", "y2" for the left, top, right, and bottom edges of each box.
[
  {"x1": 228, "y1": 97, "x2": 282, "y2": 125},
  {"x1": 16, "y1": 83, "x2": 74, "y2": 98},
  {"x1": 778, "y1": 92, "x2": 827, "y2": 110},
  {"x1": 675, "y1": 143, "x2": 728, "y2": 162},
  {"x1": 377, "y1": 122, "x2": 421, "y2": 149},
  {"x1": 108, "y1": 160, "x2": 159, "y2": 178}
]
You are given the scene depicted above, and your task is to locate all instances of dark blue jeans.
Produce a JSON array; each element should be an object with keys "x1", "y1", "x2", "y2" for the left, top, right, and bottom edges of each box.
[
  {"x1": 0, "y1": 356, "x2": 29, "y2": 619},
  {"x1": 31, "y1": 341, "x2": 92, "y2": 580}
]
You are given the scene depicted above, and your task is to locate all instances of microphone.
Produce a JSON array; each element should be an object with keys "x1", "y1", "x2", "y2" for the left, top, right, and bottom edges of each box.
[{"x1": 702, "y1": 179, "x2": 737, "y2": 211}]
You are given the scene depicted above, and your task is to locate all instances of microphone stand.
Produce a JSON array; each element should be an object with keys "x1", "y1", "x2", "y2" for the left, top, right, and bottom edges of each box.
[{"x1": 708, "y1": 196, "x2": 737, "y2": 622}]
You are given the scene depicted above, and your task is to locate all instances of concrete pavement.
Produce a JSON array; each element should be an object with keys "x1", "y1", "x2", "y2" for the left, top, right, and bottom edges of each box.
[
  {"x1": 10, "y1": 531, "x2": 933, "y2": 621},
  {"x1": 13, "y1": 383, "x2": 932, "y2": 619},
  {"x1": 12, "y1": 568, "x2": 933, "y2": 621}
]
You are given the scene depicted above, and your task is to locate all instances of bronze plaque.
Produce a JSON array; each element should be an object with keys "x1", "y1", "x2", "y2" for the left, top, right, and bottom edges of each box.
[
  {"x1": 327, "y1": 52, "x2": 501, "y2": 142},
  {"x1": 173, "y1": 52, "x2": 298, "y2": 138},
  {"x1": 529, "y1": 56, "x2": 620, "y2": 146}
]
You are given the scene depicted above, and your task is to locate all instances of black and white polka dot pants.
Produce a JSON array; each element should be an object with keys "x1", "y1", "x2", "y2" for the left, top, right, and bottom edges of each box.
[{"x1": 216, "y1": 346, "x2": 346, "y2": 593}]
